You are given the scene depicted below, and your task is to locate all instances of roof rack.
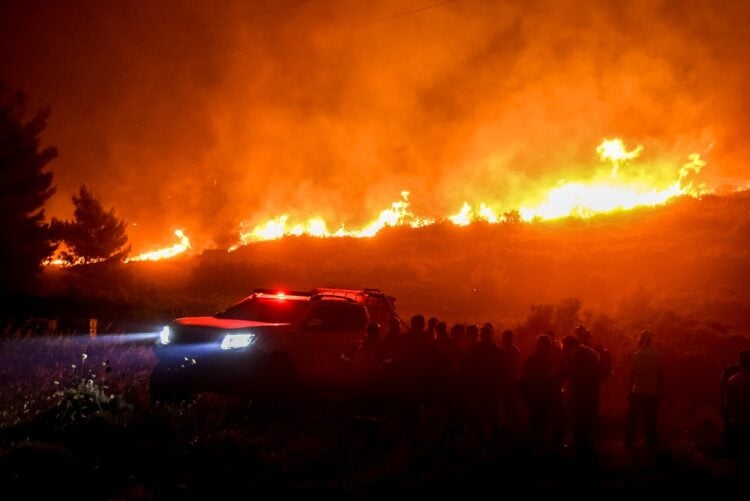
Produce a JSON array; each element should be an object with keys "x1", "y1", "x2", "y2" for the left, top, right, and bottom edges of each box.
[
  {"x1": 313, "y1": 288, "x2": 388, "y2": 298},
  {"x1": 310, "y1": 294, "x2": 356, "y2": 302},
  {"x1": 252, "y1": 288, "x2": 314, "y2": 297}
]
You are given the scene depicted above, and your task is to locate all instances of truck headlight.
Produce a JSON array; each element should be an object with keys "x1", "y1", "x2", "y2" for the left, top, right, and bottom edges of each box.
[
  {"x1": 221, "y1": 332, "x2": 256, "y2": 350},
  {"x1": 159, "y1": 325, "x2": 171, "y2": 345}
]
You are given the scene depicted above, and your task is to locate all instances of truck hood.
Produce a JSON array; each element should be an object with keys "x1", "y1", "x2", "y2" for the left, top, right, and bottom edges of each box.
[{"x1": 174, "y1": 316, "x2": 290, "y2": 330}]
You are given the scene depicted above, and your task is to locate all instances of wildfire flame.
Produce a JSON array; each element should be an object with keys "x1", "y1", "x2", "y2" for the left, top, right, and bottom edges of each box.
[
  {"x1": 77, "y1": 137, "x2": 708, "y2": 262},
  {"x1": 125, "y1": 229, "x2": 191, "y2": 262},
  {"x1": 46, "y1": 256, "x2": 74, "y2": 267},
  {"x1": 230, "y1": 138, "x2": 706, "y2": 250},
  {"x1": 518, "y1": 141, "x2": 706, "y2": 221},
  {"x1": 449, "y1": 202, "x2": 501, "y2": 226},
  {"x1": 229, "y1": 138, "x2": 707, "y2": 247},
  {"x1": 230, "y1": 191, "x2": 434, "y2": 249},
  {"x1": 596, "y1": 138, "x2": 644, "y2": 177}
]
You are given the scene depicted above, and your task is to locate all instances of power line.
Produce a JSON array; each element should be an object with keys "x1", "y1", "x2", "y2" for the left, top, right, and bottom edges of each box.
[{"x1": 352, "y1": 0, "x2": 460, "y2": 28}]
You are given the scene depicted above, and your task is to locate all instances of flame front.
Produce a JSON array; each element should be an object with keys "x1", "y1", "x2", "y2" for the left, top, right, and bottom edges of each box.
[
  {"x1": 449, "y1": 202, "x2": 501, "y2": 226},
  {"x1": 114, "y1": 138, "x2": 710, "y2": 260},
  {"x1": 126, "y1": 229, "x2": 191, "y2": 262},
  {"x1": 229, "y1": 138, "x2": 707, "y2": 246},
  {"x1": 518, "y1": 140, "x2": 706, "y2": 221},
  {"x1": 230, "y1": 191, "x2": 435, "y2": 249}
]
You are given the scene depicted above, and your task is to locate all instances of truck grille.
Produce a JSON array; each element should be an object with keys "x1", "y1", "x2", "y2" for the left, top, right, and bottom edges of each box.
[{"x1": 172, "y1": 325, "x2": 223, "y2": 345}]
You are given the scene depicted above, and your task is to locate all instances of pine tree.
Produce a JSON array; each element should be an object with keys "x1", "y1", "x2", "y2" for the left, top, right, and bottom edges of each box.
[
  {"x1": 0, "y1": 84, "x2": 58, "y2": 292},
  {"x1": 52, "y1": 185, "x2": 130, "y2": 265}
]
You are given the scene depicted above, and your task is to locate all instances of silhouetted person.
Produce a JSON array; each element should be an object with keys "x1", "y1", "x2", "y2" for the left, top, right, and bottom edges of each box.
[
  {"x1": 541, "y1": 330, "x2": 565, "y2": 446},
  {"x1": 574, "y1": 325, "x2": 592, "y2": 346},
  {"x1": 575, "y1": 325, "x2": 613, "y2": 384},
  {"x1": 422, "y1": 318, "x2": 441, "y2": 402},
  {"x1": 522, "y1": 334, "x2": 560, "y2": 443},
  {"x1": 431, "y1": 321, "x2": 454, "y2": 404},
  {"x1": 559, "y1": 335, "x2": 601, "y2": 461},
  {"x1": 726, "y1": 349, "x2": 750, "y2": 473},
  {"x1": 546, "y1": 330, "x2": 561, "y2": 344},
  {"x1": 457, "y1": 325, "x2": 479, "y2": 395},
  {"x1": 348, "y1": 323, "x2": 384, "y2": 422},
  {"x1": 721, "y1": 352, "x2": 744, "y2": 450},
  {"x1": 546, "y1": 330, "x2": 563, "y2": 366},
  {"x1": 463, "y1": 323, "x2": 479, "y2": 350},
  {"x1": 625, "y1": 330, "x2": 663, "y2": 450},
  {"x1": 409, "y1": 314, "x2": 426, "y2": 336},
  {"x1": 352, "y1": 322, "x2": 384, "y2": 391},
  {"x1": 467, "y1": 323, "x2": 504, "y2": 441},
  {"x1": 379, "y1": 317, "x2": 403, "y2": 397},
  {"x1": 435, "y1": 321, "x2": 449, "y2": 343},
  {"x1": 403, "y1": 314, "x2": 428, "y2": 395},
  {"x1": 388, "y1": 314, "x2": 429, "y2": 430},
  {"x1": 445, "y1": 323, "x2": 464, "y2": 376},
  {"x1": 501, "y1": 329, "x2": 521, "y2": 427},
  {"x1": 381, "y1": 317, "x2": 402, "y2": 362},
  {"x1": 426, "y1": 316, "x2": 439, "y2": 341},
  {"x1": 446, "y1": 323, "x2": 468, "y2": 428},
  {"x1": 450, "y1": 323, "x2": 466, "y2": 343}
]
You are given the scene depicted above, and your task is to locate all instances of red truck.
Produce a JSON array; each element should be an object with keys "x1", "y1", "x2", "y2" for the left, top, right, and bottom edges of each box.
[{"x1": 150, "y1": 288, "x2": 399, "y2": 400}]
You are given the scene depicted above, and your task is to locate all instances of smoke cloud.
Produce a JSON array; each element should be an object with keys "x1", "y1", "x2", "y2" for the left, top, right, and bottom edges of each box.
[{"x1": 2, "y1": 0, "x2": 749, "y2": 251}]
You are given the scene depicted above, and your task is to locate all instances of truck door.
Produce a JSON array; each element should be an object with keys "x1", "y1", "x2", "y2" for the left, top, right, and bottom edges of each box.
[{"x1": 298, "y1": 301, "x2": 368, "y2": 386}]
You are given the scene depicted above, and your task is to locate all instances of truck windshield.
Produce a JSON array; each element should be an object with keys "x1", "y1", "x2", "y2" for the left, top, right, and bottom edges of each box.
[{"x1": 216, "y1": 297, "x2": 310, "y2": 323}]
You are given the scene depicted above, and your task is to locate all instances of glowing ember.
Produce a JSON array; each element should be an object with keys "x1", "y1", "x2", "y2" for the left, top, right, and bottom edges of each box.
[
  {"x1": 126, "y1": 229, "x2": 191, "y2": 262},
  {"x1": 46, "y1": 257, "x2": 75, "y2": 267}
]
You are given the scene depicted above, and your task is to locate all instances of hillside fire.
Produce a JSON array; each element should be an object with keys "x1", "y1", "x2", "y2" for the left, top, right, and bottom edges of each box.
[{"x1": 120, "y1": 138, "x2": 708, "y2": 261}]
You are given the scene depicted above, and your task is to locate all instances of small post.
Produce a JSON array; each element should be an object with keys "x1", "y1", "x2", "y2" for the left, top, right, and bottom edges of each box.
[{"x1": 89, "y1": 318, "x2": 97, "y2": 338}]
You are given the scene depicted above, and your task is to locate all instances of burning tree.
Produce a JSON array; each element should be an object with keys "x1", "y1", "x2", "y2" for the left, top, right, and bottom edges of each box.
[
  {"x1": 0, "y1": 84, "x2": 57, "y2": 292},
  {"x1": 51, "y1": 184, "x2": 130, "y2": 266}
]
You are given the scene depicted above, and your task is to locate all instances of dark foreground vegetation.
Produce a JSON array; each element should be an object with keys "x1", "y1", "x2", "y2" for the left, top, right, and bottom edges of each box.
[{"x1": 1, "y1": 299, "x2": 748, "y2": 498}]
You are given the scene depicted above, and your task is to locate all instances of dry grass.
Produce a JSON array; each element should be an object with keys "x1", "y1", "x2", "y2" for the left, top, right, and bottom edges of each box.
[{"x1": 0, "y1": 330, "x2": 155, "y2": 429}]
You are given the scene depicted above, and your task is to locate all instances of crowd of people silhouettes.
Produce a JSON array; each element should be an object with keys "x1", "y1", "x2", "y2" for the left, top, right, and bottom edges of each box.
[{"x1": 346, "y1": 314, "x2": 750, "y2": 470}]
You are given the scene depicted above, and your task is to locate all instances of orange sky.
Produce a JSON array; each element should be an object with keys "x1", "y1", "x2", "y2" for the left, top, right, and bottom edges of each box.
[{"x1": 2, "y1": 0, "x2": 749, "y2": 252}]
